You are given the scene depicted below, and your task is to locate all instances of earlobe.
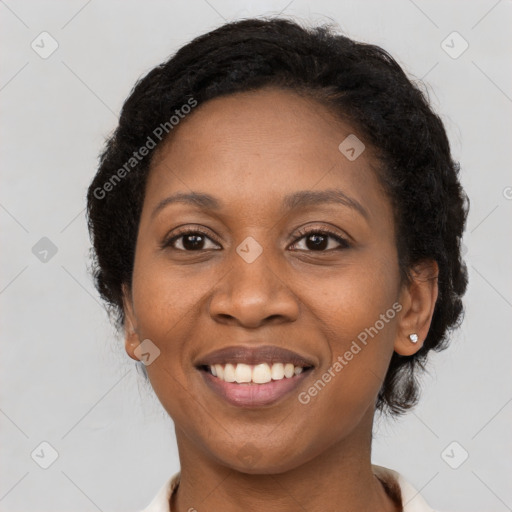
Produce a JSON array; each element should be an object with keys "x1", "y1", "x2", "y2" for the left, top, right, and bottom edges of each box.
[
  {"x1": 394, "y1": 260, "x2": 439, "y2": 356},
  {"x1": 122, "y1": 284, "x2": 141, "y2": 361}
]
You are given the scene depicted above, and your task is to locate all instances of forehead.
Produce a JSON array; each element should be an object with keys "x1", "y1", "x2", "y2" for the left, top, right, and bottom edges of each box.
[{"x1": 145, "y1": 87, "x2": 388, "y2": 222}]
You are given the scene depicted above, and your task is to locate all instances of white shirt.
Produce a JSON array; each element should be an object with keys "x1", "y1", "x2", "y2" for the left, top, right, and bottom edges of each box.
[{"x1": 140, "y1": 464, "x2": 439, "y2": 511}]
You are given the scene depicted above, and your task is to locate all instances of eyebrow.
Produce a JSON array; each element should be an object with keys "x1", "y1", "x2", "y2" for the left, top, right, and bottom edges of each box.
[
  {"x1": 282, "y1": 189, "x2": 369, "y2": 219},
  {"x1": 152, "y1": 192, "x2": 221, "y2": 219},
  {"x1": 151, "y1": 188, "x2": 369, "y2": 220}
]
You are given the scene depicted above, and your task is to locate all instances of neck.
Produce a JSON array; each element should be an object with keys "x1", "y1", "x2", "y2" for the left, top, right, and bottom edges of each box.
[{"x1": 171, "y1": 408, "x2": 400, "y2": 512}]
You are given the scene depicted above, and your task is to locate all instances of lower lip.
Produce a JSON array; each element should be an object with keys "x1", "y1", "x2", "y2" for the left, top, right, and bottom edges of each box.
[{"x1": 198, "y1": 368, "x2": 312, "y2": 408}]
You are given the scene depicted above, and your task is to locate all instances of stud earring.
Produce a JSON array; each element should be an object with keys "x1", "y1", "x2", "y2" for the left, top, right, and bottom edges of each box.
[{"x1": 409, "y1": 333, "x2": 419, "y2": 343}]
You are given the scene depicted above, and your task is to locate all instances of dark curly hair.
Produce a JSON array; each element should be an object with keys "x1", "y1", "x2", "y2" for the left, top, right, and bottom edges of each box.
[{"x1": 86, "y1": 17, "x2": 469, "y2": 416}]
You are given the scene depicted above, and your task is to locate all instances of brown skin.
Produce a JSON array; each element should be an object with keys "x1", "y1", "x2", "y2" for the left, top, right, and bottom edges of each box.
[{"x1": 122, "y1": 87, "x2": 438, "y2": 512}]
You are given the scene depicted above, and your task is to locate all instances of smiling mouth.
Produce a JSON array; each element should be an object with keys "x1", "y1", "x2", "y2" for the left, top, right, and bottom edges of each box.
[
  {"x1": 194, "y1": 344, "x2": 316, "y2": 406},
  {"x1": 199, "y1": 362, "x2": 314, "y2": 384},
  {"x1": 198, "y1": 362, "x2": 314, "y2": 408}
]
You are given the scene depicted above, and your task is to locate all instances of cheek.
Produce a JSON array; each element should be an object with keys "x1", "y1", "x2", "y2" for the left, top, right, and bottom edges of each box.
[
  {"x1": 297, "y1": 252, "x2": 400, "y2": 406},
  {"x1": 129, "y1": 255, "x2": 205, "y2": 391},
  {"x1": 301, "y1": 251, "x2": 400, "y2": 343},
  {"x1": 130, "y1": 251, "x2": 215, "y2": 339}
]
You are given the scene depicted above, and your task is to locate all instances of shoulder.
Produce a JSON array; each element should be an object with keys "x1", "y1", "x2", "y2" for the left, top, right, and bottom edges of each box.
[
  {"x1": 139, "y1": 472, "x2": 180, "y2": 512},
  {"x1": 140, "y1": 466, "x2": 443, "y2": 512},
  {"x1": 372, "y1": 464, "x2": 441, "y2": 512}
]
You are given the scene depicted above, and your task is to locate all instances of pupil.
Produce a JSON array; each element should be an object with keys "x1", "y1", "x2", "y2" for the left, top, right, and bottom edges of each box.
[
  {"x1": 307, "y1": 234, "x2": 327, "y2": 250},
  {"x1": 183, "y1": 234, "x2": 204, "y2": 250}
]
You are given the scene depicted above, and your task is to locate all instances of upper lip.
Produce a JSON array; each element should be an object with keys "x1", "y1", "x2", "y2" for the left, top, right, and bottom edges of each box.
[{"x1": 194, "y1": 345, "x2": 316, "y2": 368}]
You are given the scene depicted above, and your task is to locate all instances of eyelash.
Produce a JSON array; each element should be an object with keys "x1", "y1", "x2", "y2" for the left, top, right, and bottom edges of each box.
[
  {"x1": 292, "y1": 227, "x2": 350, "y2": 251},
  {"x1": 161, "y1": 226, "x2": 350, "y2": 252}
]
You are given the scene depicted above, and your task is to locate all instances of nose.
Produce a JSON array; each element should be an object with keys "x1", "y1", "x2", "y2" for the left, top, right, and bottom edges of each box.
[{"x1": 208, "y1": 248, "x2": 300, "y2": 329}]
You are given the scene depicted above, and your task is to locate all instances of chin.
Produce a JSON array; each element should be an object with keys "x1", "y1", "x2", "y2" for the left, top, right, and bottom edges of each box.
[{"x1": 210, "y1": 442, "x2": 313, "y2": 476}]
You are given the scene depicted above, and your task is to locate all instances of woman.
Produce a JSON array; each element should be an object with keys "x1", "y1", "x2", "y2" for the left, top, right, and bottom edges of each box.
[{"x1": 86, "y1": 17, "x2": 468, "y2": 512}]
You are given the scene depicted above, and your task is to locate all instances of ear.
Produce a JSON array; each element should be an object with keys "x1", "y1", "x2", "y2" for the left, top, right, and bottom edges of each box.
[
  {"x1": 394, "y1": 260, "x2": 439, "y2": 356},
  {"x1": 122, "y1": 283, "x2": 141, "y2": 361}
]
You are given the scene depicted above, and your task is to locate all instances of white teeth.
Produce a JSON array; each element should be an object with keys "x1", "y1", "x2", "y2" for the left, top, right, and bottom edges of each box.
[
  {"x1": 214, "y1": 364, "x2": 224, "y2": 380},
  {"x1": 271, "y1": 362, "x2": 284, "y2": 380},
  {"x1": 284, "y1": 363, "x2": 295, "y2": 378},
  {"x1": 235, "y1": 363, "x2": 252, "y2": 383},
  {"x1": 252, "y1": 363, "x2": 272, "y2": 384},
  {"x1": 207, "y1": 362, "x2": 308, "y2": 384},
  {"x1": 223, "y1": 363, "x2": 236, "y2": 382}
]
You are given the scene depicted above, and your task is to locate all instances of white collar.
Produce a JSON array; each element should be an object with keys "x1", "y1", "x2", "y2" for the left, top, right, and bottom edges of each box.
[{"x1": 141, "y1": 464, "x2": 438, "y2": 512}]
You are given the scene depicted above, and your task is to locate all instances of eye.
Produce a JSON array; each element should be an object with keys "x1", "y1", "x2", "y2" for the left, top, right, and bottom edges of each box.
[
  {"x1": 162, "y1": 226, "x2": 350, "y2": 252},
  {"x1": 162, "y1": 228, "x2": 221, "y2": 251},
  {"x1": 289, "y1": 228, "x2": 350, "y2": 252}
]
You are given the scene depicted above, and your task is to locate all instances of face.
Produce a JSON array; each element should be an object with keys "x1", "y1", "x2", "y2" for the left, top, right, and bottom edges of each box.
[{"x1": 123, "y1": 87, "x2": 412, "y2": 473}]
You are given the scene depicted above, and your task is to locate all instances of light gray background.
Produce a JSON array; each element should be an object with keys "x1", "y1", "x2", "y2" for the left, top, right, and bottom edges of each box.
[{"x1": 1, "y1": 1, "x2": 511, "y2": 511}]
